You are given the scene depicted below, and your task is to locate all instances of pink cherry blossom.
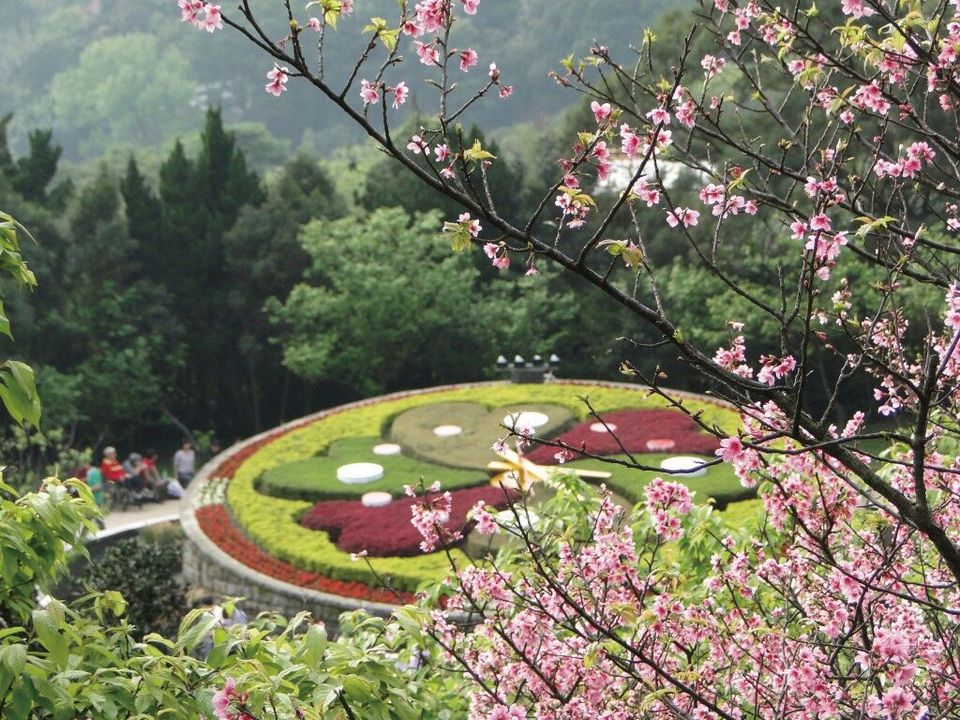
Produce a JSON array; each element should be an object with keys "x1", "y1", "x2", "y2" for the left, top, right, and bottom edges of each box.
[
  {"x1": 212, "y1": 678, "x2": 254, "y2": 720},
  {"x1": 178, "y1": 0, "x2": 203, "y2": 24},
  {"x1": 841, "y1": 0, "x2": 875, "y2": 18},
  {"x1": 201, "y1": 4, "x2": 223, "y2": 32},
  {"x1": 407, "y1": 134, "x2": 428, "y2": 154},
  {"x1": 471, "y1": 500, "x2": 498, "y2": 535},
  {"x1": 359, "y1": 79, "x2": 380, "y2": 105},
  {"x1": 666, "y1": 207, "x2": 700, "y2": 228},
  {"x1": 701, "y1": 54, "x2": 727, "y2": 78},
  {"x1": 809, "y1": 213, "x2": 832, "y2": 231},
  {"x1": 264, "y1": 65, "x2": 289, "y2": 96},
  {"x1": 391, "y1": 81, "x2": 409, "y2": 109},
  {"x1": 646, "y1": 107, "x2": 670, "y2": 125},
  {"x1": 590, "y1": 101, "x2": 612, "y2": 123},
  {"x1": 458, "y1": 48, "x2": 478, "y2": 72},
  {"x1": 459, "y1": 212, "x2": 481, "y2": 237},
  {"x1": 415, "y1": 41, "x2": 439, "y2": 66},
  {"x1": 716, "y1": 436, "x2": 745, "y2": 463}
]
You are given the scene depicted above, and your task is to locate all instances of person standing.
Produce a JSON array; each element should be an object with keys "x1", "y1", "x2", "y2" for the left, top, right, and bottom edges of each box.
[{"x1": 172, "y1": 440, "x2": 196, "y2": 488}]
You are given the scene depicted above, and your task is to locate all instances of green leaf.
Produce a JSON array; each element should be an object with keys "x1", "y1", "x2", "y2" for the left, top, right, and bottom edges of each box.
[
  {"x1": 380, "y1": 28, "x2": 399, "y2": 51},
  {"x1": 0, "y1": 300, "x2": 11, "y2": 339},
  {"x1": 32, "y1": 608, "x2": 69, "y2": 669},
  {"x1": 362, "y1": 17, "x2": 388, "y2": 34},
  {"x1": 463, "y1": 139, "x2": 496, "y2": 163},
  {"x1": 0, "y1": 360, "x2": 41, "y2": 427},
  {"x1": 0, "y1": 643, "x2": 27, "y2": 676}
]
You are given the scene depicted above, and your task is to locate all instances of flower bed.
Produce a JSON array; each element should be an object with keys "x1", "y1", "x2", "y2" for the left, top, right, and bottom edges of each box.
[
  {"x1": 196, "y1": 504, "x2": 413, "y2": 604},
  {"x1": 191, "y1": 382, "x2": 742, "y2": 596},
  {"x1": 300, "y1": 485, "x2": 518, "y2": 556},
  {"x1": 526, "y1": 408, "x2": 721, "y2": 464}
]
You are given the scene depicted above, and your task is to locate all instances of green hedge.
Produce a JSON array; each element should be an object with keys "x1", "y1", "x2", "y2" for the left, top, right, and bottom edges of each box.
[
  {"x1": 566, "y1": 453, "x2": 751, "y2": 508},
  {"x1": 257, "y1": 436, "x2": 488, "y2": 501},
  {"x1": 225, "y1": 382, "x2": 744, "y2": 592}
]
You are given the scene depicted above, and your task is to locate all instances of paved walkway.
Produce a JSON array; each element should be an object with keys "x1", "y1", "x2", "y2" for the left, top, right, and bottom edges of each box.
[{"x1": 97, "y1": 496, "x2": 185, "y2": 538}]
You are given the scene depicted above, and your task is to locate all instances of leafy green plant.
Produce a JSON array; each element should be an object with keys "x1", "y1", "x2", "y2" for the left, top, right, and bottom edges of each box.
[
  {"x1": 0, "y1": 211, "x2": 40, "y2": 428},
  {"x1": 70, "y1": 534, "x2": 187, "y2": 640}
]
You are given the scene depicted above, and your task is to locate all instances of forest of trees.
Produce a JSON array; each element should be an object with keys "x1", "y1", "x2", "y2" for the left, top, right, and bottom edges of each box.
[{"x1": 2, "y1": 0, "x2": 933, "y2": 479}]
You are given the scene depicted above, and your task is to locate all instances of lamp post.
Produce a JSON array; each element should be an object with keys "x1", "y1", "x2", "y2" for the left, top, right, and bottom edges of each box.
[{"x1": 494, "y1": 352, "x2": 561, "y2": 384}]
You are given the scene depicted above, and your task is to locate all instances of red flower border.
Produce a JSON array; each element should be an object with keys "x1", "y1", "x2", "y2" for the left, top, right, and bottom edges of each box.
[{"x1": 196, "y1": 504, "x2": 413, "y2": 604}]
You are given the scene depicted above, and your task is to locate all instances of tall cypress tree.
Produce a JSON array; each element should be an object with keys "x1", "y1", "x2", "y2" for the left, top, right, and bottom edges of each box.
[
  {"x1": 14, "y1": 129, "x2": 62, "y2": 203},
  {"x1": 120, "y1": 157, "x2": 162, "y2": 253},
  {"x1": 154, "y1": 109, "x2": 264, "y2": 433},
  {"x1": 0, "y1": 114, "x2": 14, "y2": 181}
]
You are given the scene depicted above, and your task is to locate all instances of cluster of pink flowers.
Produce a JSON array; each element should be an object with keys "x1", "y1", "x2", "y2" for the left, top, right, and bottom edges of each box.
[
  {"x1": 643, "y1": 477, "x2": 694, "y2": 540},
  {"x1": 265, "y1": 66, "x2": 289, "y2": 96},
  {"x1": 427, "y1": 391, "x2": 957, "y2": 719},
  {"x1": 178, "y1": 1, "x2": 222, "y2": 32},
  {"x1": 875, "y1": 141, "x2": 937, "y2": 180},
  {"x1": 470, "y1": 500, "x2": 498, "y2": 535},
  {"x1": 803, "y1": 174, "x2": 846, "y2": 205},
  {"x1": 665, "y1": 207, "x2": 700, "y2": 228},
  {"x1": 458, "y1": 212, "x2": 481, "y2": 238},
  {"x1": 360, "y1": 79, "x2": 410, "y2": 108},
  {"x1": 402, "y1": 0, "x2": 478, "y2": 37},
  {"x1": 590, "y1": 101, "x2": 612, "y2": 124},
  {"x1": 713, "y1": 330, "x2": 751, "y2": 378},
  {"x1": 554, "y1": 178, "x2": 592, "y2": 229},
  {"x1": 458, "y1": 48, "x2": 478, "y2": 72},
  {"x1": 700, "y1": 54, "x2": 727, "y2": 78},
  {"x1": 630, "y1": 178, "x2": 660, "y2": 206},
  {"x1": 212, "y1": 678, "x2": 253, "y2": 720},
  {"x1": 360, "y1": 79, "x2": 380, "y2": 104},
  {"x1": 756, "y1": 353, "x2": 797, "y2": 386},
  {"x1": 415, "y1": 40, "x2": 440, "y2": 66},
  {"x1": 406, "y1": 482, "x2": 461, "y2": 553},
  {"x1": 698, "y1": 182, "x2": 757, "y2": 219},
  {"x1": 483, "y1": 242, "x2": 510, "y2": 270}
]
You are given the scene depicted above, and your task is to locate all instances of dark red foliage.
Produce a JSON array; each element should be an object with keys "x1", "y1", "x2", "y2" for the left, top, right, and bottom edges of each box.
[
  {"x1": 300, "y1": 485, "x2": 517, "y2": 557},
  {"x1": 525, "y1": 408, "x2": 720, "y2": 464},
  {"x1": 196, "y1": 504, "x2": 413, "y2": 604}
]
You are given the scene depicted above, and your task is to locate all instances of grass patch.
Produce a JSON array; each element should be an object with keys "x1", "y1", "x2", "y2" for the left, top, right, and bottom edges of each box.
[
  {"x1": 388, "y1": 402, "x2": 574, "y2": 469},
  {"x1": 257, "y1": 436, "x2": 488, "y2": 501},
  {"x1": 715, "y1": 498, "x2": 766, "y2": 531}
]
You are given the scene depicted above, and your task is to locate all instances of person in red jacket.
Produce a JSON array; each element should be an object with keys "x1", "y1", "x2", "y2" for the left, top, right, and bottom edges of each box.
[{"x1": 100, "y1": 447, "x2": 126, "y2": 483}]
